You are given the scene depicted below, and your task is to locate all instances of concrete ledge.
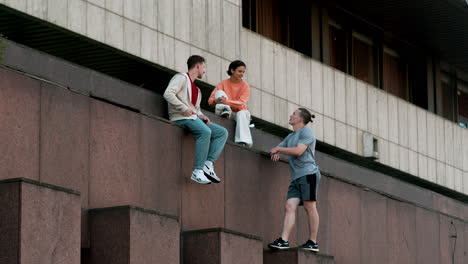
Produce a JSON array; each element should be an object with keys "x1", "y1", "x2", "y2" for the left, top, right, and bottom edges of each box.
[
  {"x1": 182, "y1": 228, "x2": 263, "y2": 264},
  {"x1": 88, "y1": 205, "x2": 180, "y2": 264},
  {"x1": 264, "y1": 248, "x2": 335, "y2": 264},
  {"x1": 0, "y1": 177, "x2": 80, "y2": 195}
]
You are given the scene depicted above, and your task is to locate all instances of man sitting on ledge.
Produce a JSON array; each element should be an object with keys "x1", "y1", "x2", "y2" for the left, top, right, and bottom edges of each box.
[{"x1": 163, "y1": 55, "x2": 228, "y2": 185}]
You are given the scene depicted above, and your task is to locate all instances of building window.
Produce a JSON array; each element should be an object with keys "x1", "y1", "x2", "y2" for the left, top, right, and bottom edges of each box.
[
  {"x1": 329, "y1": 21, "x2": 347, "y2": 73},
  {"x1": 441, "y1": 74, "x2": 456, "y2": 121},
  {"x1": 457, "y1": 81, "x2": 468, "y2": 127},
  {"x1": 352, "y1": 32, "x2": 375, "y2": 84},
  {"x1": 242, "y1": 0, "x2": 256, "y2": 32},
  {"x1": 383, "y1": 47, "x2": 408, "y2": 100},
  {"x1": 242, "y1": 0, "x2": 313, "y2": 56}
]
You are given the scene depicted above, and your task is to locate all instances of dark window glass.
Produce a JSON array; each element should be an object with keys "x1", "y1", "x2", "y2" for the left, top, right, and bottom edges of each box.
[
  {"x1": 441, "y1": 76, "x2": 455, "y2": 121},
  {"x1": 329, "y1": 24, "x2": 347, "y2": 72},
  {"x1": 458, "y1": 85, "x2": 468, "y2": 120},
  {"x1": 383, "y1": 48, "x2": 408, "y2": 100},
  {"x1": 242, "y1": 0, "x2": 312, "y2": 56},
  {"x1": 242, "y1": 0, "x2": 256, "y2": 31},
  {"x1": 352, "y1": 34, "x2": 374, "y2": 84}
]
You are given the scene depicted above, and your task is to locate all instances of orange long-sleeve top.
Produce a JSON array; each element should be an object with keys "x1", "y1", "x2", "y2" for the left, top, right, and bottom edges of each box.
[{"x1": 208, "y1": 79, "x2": 250, "y2": 112}]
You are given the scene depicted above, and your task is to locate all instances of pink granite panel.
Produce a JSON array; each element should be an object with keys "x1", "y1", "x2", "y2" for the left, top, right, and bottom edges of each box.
[
  {"x1": 464, "y1": 223, "x2": 468, "y2": 263},
  {"x1": 90, "y1": 206, "x2": 180, "y2": 264},
  {"x1": 297, "y1": 250, "x2": 335, "y2": 264},
  {"x1": 181, "y1": 131, "x2": 225, "y2": 230},
  {"x1": 40, "y1": 83, "x2": 89, "y2": 206},
  {"x1": 141, "y1": 117, "x2": 182, "y2": 216},
  {"x1": 439, "y1": 216, "x2": 465, "y2": 263},
  {"x1": 360, "y1": 190, "x2": 388, "y2": 264},
  {"x1": 264, "y1": 249, "x2": 335, "y2": 264},
  {"x1": 129, "y1": 209, "x2": 180, "y2": 264},
  {"x1": 183, "y1": 231, "x2": 220, "y2": 264},
  {"x1": 0, "y1": 181, "x2": 20, "y2": 263},
  {"x1": 220, "y1": 232, "x2": 263, "y2": 264},
  {"x1": 0, "y1": 67, "x2": 40, "y2": 180},
  {"x1": 89, "y1": 100, "x2": 142, "y2": 208},
  {"x1": 386, "y1": 199, "x2": 416, "y2": 264},
  {"x1": 264, "y1": 250, "x2": 297, "y2": 264},
  {"x1": 258, "y1": 158, "x2": 292, "y2": 247},
  {"x1": 327, "y1": 178, "x2": 361, "y2": 264},
  {"x1": 20, "y1": 181, "x2": 81, "y2": 264},
  {"x1": 415, "y1": 207, "x2": 440, "y2": 264},
  {"x1": 89, "y1": 208, "x2": 130, "y2": 264},
  {"x1": 224, "y1": 145, "x2": 263, "y2": 236}
]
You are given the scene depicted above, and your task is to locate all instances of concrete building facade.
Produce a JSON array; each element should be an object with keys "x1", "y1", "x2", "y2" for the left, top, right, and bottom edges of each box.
[{"x1": 2, "y1": 0, "x2": 466, "y2": 194}]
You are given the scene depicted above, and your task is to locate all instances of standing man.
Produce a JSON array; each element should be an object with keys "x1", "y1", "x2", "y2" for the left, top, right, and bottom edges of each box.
[
  {"x1": 268, "y1": 108, "x2": 320, "y2": 252},
  {"x1": 163, "y1": 55, "x2": 228, "y2": 184}
]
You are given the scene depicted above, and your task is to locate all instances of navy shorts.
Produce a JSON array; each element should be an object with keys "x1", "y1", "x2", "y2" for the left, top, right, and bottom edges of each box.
[{"x1": 286, "y1": 173, "x2": 320, "y2": 205}]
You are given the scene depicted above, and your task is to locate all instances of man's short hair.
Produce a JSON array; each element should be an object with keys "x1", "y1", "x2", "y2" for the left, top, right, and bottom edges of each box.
[{"x1": 187, "y1": 55, "x2": 205, "y2": 70}]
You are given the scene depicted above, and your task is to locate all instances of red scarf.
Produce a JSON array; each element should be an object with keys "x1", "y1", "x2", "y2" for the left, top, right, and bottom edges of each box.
[{"x1": 187, "y1": 73, "x2": 198, "y2": 106}]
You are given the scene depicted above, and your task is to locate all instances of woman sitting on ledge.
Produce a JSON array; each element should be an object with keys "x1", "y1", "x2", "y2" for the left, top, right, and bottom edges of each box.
[{"x1": 208, "y1": 60, "x2": 253, "y2": 148}]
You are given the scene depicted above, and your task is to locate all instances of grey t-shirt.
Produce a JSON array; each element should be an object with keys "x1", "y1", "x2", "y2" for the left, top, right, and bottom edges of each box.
[{"x1": 278, "y1": 126, "x2": 319, "y2": 181}]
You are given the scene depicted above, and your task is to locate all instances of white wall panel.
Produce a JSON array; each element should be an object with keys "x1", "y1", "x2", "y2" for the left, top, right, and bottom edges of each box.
[
  {"x1": 356, "y1": 80, "x2": 368, "y2": 131},
  {"x1": 416, "y1": 108, "x2": 427, "y2": 155},
  {"x1": 334, "y1": 70, "x2": 346, "y2": 123},
  {"x1": 87, "y1": 3, "x2": 105, "y2": 42},
  {"x1": 345, "y1": 76, "x2": 357, "y2": 127},
  {"x1": 260, "y1": 38, "x2": 275, "y2": 94},
  {"x1": 174, "y1": 0, "x2": 190, "y2": 42},
  {"x1": 322, "y1": 66, "x2": 335, "y2": 118},
  {"x1": 207, "y1": 0, "x2": 222, "y2": 55},
  {"x1": 311, "y1": 60, "x2": 323, "y2": 114}
]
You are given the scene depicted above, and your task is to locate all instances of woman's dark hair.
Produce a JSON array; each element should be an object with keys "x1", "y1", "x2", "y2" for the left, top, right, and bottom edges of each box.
[
  {"x1": 187, "y1": 55, "x2": 205, "y2": 70},
  {"x1": 227, "y1": 60, "x2": 246, "y2": 76},
  {"x1": 298, "y1": 108, "x2": 316, "y2": 125}
]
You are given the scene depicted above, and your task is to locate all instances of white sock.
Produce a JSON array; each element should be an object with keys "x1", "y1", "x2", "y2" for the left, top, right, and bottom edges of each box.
[{"x1": 205, "y1": 160, "x2": 213, "y2": 167}]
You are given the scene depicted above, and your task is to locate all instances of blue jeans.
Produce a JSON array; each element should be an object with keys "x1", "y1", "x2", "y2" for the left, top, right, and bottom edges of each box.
[{"x1": 176, "y1": 118, "x2": 228, "y2": 169}]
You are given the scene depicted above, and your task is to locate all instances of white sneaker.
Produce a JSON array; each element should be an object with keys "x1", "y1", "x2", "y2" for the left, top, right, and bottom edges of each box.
[
  {"x1": 220, "y1": 107, "x2": 230, "y2": 118},
  {"x1": 203, "y1": 163, "x2": 221, "y2": 183},
  {"x1": 191, "y1": 169, "x2": 211, "y2": 184}
]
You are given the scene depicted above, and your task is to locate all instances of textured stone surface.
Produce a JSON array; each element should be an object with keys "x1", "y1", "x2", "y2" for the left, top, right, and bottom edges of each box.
[
  {"x1": 181, "y1": 133, "x2": 225, "y2": 230},
  {"x1": 183, "y1": 229, "x2": 262, "y2": 264},
  {"x1": 89, "y1": 206, "x2": 179, "y2": 264},
  {"x1": 141, "y1": 117, "x2": 182, "y2": 216},
  {"x1": 0, "y1": 181, "x2": 20, "y2": 263},
  {"x1": 40, "y1": 83, "x2": 89, "y2": 203},
  {"x1": 0, "y1": 179, "x2": 80, "y2": 264},
  {"x1": 89, "y1": 100, "x2": 142, "y2": 208},
  {"x1": 327, "y1": 179, "x2": 362, "y2": 264},
  {"x1": 224, "y1": 145, "x2": 263, "y2": 236},
  {"x1": 264, "y1": 248, "x2": 335, "y2": 264},
  {"x1": 0, "y1": 67, "x2": 40, "y2": 181}
]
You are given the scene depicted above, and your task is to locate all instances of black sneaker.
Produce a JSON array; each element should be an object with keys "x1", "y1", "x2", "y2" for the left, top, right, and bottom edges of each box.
[
  {"x1": 268, "y1": 237, "x2": 289, "y2": 249},
  {"x1": 298, "y1": 240, "x2": 319, "y2": 252}
]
